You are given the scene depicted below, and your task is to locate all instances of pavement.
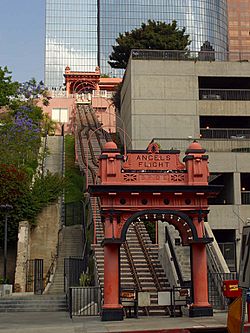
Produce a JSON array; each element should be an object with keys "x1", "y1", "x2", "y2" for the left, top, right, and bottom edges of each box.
[{"x1": 0, "y1": 311, "x2": 228, "y2": 333}]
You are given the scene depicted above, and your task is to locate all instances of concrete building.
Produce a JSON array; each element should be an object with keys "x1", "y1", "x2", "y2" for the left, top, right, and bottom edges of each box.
[
  {"x1": 228, "y1": 0, "x2": 250, "y2": 60},
  {"x1": 120, "y1": 50, "x2": 250, "y2": 271}
]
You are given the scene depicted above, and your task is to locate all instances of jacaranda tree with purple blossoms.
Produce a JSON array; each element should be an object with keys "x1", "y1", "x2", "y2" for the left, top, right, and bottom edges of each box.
[
  {"x1": 0, "y1": 106, "x2": 41, "y2": 169},
  {"x1": 0, "y1": 70, "x2": 64, "y2": 244},
  {"x1": 17, "y1": 78, "x2": 50, "y2": 106}
]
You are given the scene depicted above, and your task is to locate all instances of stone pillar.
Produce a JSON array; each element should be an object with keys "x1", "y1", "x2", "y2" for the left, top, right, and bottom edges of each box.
[
  {"x1": 233, "y1": 172, "x2": 241, "y2": 205},
  {"x1": 14, "y1": 221, "x2": 30, "y2": 292},
  {"x1": 102, "y1": 243, "x2": 123, "y2": 321}
]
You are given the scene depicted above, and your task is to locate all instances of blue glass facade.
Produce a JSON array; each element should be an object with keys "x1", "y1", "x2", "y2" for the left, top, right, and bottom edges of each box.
[
  {"x1": 45, "y1": 0, "x2": 228, "y2": 87},
  {"x1": 45, "y1": 0, "x2": 98, "y2": 88}
]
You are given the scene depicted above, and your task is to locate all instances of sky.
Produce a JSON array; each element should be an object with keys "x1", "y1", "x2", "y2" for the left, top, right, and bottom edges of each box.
[{"x1": 0, "y1": 0, "x2": 45, "y2": 83}]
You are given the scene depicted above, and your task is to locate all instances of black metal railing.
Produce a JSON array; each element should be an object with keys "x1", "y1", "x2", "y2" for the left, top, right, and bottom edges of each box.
[
  {"x1": 26, "y1": 259, "x2": 44, "y2": 294},
  {"x1": 199, "y1": 88, "x2": 250, "y2": 101},
  {"x1": 61, "y1": 132, "x2": 65, "y2": 226},
  {"x1": 65, "y1": 201, "x2": 84, "y2": 226},
  {"x1": 131, "y1": 49, "x2": 250, "y2": 62},
  {"x1": 165, "y1": 227, "x2": 190, "y2": 288},
  {"x1": 64, "y1": 257, "x2": 87, "y2": 293},
  {"x1": 200, "y1": 128, "x2": 250, "y2": 139},
  {"x1": 154, "y1": 137, "x2": 250, "y2": 153},
  {"x1": 208, "y1": 272, "x2": 238, "y2": 310},
  {"x1": 242, "y1": 191, "x2": 250, "y2": 204},
  {"x1": 68, "y1": 286, "x2": 102, "y2": 317}
]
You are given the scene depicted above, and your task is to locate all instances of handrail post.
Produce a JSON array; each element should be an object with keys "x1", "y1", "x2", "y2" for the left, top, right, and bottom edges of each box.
[{"x1": 69, "y1": 287, "x2": 72, "y2": 318}]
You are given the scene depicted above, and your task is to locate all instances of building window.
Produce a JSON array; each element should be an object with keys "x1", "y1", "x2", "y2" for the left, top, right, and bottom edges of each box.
[
  {"x1": 52, "y1": 108, "x2": 69, "y2": 123},
  {"x1": 208, "y1": 173, "x2": 234, "y2": 205},
  {"x1": 213, "y1": 229, "x2": 236, "y2": 272},
  {"x1": 241, "y1": 173, "x2": 250, "y2": 204}
]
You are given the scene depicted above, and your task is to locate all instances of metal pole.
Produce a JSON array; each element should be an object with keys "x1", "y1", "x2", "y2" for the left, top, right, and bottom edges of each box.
[
  {"x1": 3, "y1": 213, "x2": 7, "y2": 282},
  {"x1": 241, "y1": 289, "x2": 247, "y2": 333}
]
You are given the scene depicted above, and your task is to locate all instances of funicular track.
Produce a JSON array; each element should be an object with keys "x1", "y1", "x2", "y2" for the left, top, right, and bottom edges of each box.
[{"x1": 75, "y1": 104, "x2": 170, "y2": 316}]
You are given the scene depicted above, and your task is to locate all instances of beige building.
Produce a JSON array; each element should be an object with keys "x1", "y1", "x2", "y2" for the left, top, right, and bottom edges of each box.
[{"x1": 120, "y1": 51, "x2": 250, "y2": 271}]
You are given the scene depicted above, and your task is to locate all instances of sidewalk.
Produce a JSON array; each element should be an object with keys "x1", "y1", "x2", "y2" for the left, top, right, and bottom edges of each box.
[{"x1": 0, "y1": 312, "x2": 227, "y2": 333}]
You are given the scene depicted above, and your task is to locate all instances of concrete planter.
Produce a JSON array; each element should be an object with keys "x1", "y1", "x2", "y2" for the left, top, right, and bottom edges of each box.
[{"x1": 0, "y1": 284, "x2": 13, "y2": 297}]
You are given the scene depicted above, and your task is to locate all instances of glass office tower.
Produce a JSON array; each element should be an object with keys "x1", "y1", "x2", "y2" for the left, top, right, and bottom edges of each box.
[
  {"x1": 99, "y1": 0, "x2": 228, "y2": 76},
  {"x1": 45, "y1": 0, "x2": 228, "y2": 88},
  {"x1": 45, "y1": 0, "x2": 98, "y2": 88}
]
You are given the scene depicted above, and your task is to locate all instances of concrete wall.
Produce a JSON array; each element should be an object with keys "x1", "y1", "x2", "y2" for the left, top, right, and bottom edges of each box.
[
  {"x1": 120, "y1": 60, "x2": 133, "y2": 149},
  {"x1": 29, "y1": 203, "x2": 60, "y2": 277},
  {"x1": 121, "y1": 59, "x2": 250, "y2": 149},
  {"x1": 40, "y1": 97, "x2": 75, "y2": 135},
  {"x1": 199, "y1": 100, "x2": 250, "y2": 116}
]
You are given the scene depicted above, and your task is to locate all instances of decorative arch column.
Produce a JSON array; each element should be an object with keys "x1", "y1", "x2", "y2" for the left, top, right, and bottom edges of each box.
[
  {"x1": 189, "y1": 213, "x2": 212, "y2": 316},
  {"x1": 102, "y1": 241, "x2": 123, "y2": 320}
]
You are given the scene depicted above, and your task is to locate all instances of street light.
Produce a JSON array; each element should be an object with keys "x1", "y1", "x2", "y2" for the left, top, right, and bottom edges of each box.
[{"x1": 0, "y1": 204, "x2": 13, "y2": 282}]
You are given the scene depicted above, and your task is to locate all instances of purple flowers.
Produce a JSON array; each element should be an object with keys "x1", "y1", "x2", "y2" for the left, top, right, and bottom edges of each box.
[
  {"x1": 13, "y1": 112, "x2": 40, "y2": 136},
  {"x1": 17, "y1": 79, "x2": 48, "y2": 101}
]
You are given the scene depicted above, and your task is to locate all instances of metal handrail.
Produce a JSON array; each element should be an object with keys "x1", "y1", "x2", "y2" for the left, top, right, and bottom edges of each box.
[
  {"x1": 153, "y1": 137, "x2": 250, "y2": 152},
  {"x1": 165, "y1": 227, "x2": 188, "y2": 287},
  {"x1": 44, "y1": 254, "x2": 57, "y2": 289},
  {"x1": 242, "y1": 191, "x2": 250, "y2": 204},
  {"x1": 199, "y1": 88, "x2": 250, "y2": 101},
  {"x1": 200, "y1": 128, "x2": 250, "y2": 139},
  {"x1": 43, "y1": 227, "x2": 63, "y2": 293},
  {"x1": 130, "y1": 49, "x2": 250, "y2": 62}
]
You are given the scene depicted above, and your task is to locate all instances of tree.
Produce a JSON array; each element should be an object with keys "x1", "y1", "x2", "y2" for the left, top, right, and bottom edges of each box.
[
  {"x1": 17, "y1": 78, "x2": 50, "y2": 106},
  {"x1": 111, "y1": 82, "x2": 122, "y2": 112},
  {"x1": 109, "y1": 20, "x2": 191, "y2": 69},
  {"x1": 0, "y1": 67, "x2": 19, "y2": 106},
  {"x1": 0, "y1": 68, "x2": 64, "y2": 244}
]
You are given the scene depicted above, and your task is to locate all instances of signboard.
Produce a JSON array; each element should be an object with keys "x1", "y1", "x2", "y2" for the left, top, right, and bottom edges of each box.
[
  {"x1": 223, "y1": 280, "x2": 241, "y2": 298},
  {"x1": 239, "y1": 225, "x2": 250, "y2": 289},
  {"x1": 123, "y1": 153, "x2": 185, "y2": 171}
]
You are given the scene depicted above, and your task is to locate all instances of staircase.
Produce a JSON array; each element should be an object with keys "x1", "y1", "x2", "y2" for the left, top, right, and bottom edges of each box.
[
  {"x1": 47, "y1": 225, "x2": 84, "y2": 294},
  {"x1": 0, "y1": 294, "x2": 67, "y2": 312},
  {"x1": 43, "y1": 136, "x2": 63, "y2": 174}
]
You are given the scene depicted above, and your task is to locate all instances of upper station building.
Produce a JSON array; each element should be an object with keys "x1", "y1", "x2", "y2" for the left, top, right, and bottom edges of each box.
[
  {"x1": 45, "y1": 0, "x2": 228, "y2": 88},
  {"x1": 41, "y1": 66, "x2": 121, "y2": 134},
  {"x1": 120, "y1": 50, "x2": 250, "y2": 272}
]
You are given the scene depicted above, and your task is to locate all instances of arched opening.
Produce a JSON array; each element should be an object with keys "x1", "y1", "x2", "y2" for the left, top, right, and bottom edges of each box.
[{"x1": 121, "y1": 209, "x2": 199, "y2": 246}]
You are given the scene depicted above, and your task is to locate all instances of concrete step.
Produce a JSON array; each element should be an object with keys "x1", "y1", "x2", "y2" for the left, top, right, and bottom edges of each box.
[{"x1": 0, "y1": 294, "x2": 67, "y2": 312}]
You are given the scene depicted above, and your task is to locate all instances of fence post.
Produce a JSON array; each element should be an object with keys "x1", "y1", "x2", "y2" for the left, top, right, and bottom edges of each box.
[{"x1": 69, "y1": 287, "x2": 72, "y2": 318}]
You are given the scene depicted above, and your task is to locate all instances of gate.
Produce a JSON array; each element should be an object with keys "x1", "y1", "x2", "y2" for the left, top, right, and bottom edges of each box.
[
  {"x1": 64, "y1": 257, "x2": 86, "y2": 292},
  {"x1": 208, "y1": 272, "x2": 238, "y2": 309},
  {"x1": 65, "y1": 202, "x2": 84, "y2": 226},
  {"x1": 68, "y1": 287, "x2": 102, "y2": 317},
  {"x1": 26, "y1": 259, "x2": 44, "y2": 294}
]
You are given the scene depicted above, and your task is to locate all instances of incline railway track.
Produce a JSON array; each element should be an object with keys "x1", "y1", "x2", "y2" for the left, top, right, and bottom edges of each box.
[{"x1": 75, "y1": 104, "x2": 171, "y2": 315}]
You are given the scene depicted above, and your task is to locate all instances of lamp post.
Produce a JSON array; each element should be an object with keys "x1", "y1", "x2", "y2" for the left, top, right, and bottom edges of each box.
[{"x1": 0, "y1": 204, "x2": 13, "y2": 282}]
